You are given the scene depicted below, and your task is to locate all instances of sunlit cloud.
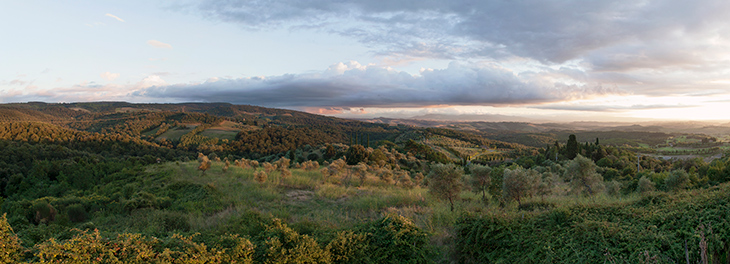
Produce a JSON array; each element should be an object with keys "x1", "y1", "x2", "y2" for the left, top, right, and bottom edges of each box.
[
  {"x1": 105, "y1": 13, "x2": 125, "y2": 22},
  {"x1": 100, "y1": 72, "x2": 120, "y2": 81},
  {"x1": 147, "y1": 40, "x2": 172, "y2": 49}
]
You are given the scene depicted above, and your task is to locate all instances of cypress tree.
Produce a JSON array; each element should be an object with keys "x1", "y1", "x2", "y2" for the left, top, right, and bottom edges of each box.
[{"x1": 566, "y1": 134, "x2": 578, "y2": 160}]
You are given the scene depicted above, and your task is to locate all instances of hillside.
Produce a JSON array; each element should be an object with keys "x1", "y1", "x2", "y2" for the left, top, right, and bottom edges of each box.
[{"x1": 3, "y1": 102, "x2": 730, "y2": 263}]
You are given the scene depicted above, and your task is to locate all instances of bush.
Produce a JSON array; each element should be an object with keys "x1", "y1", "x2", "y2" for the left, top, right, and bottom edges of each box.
[
  {"x1": 0, "y1": 214, "x2": 23, "y2": 264},
  {"x1": 358, "y1": 214, "x2": 435, "y2": 264},
  {"x1": 326, "y1": 231, "x2": 369, "y2": 264},
  {"x1": 518, "y1": 200, "x2": 555, "y2": 211},
  {"x1": 256, "y1": 218, "x2": 331, "y2": 264},
  {"x1": 66, "y1": 204, "x2": 88, "y2": 223},
  {"x1": 637, "y1": 176, "x2": 656, "y2": 193},
  {"x1": 31, "y1": 201, "x2": 57, "y2": 225},
  {"x1": 665, "y1": 169, "x2": 690, "y2": 191},
  {"x1": 158, "y1": 211, "x2": 191, "y2": 232}
]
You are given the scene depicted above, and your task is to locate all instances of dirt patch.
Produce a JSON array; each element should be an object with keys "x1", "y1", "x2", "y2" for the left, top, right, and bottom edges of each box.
[{"x1": 286, "y1": 190, "x2": 314, "y2": 201}]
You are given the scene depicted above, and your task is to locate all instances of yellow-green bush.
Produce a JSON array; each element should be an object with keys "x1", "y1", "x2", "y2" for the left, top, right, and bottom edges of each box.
[
  {"x1": 33, "y1": 229, "x2": 255, "y2": 263},
  {"x1": 0, "y1": 214, "x2": 23, "y2": 264}
]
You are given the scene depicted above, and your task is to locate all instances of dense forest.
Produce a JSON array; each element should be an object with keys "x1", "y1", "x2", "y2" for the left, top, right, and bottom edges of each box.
[{"x1": 1, "y1": 102, "x2": 729, "y2": 263}]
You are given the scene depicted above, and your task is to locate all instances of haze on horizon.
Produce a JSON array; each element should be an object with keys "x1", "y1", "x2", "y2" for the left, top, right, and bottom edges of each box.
[{"x1": 2, "y1": 1, "x2": 730, "y2": 123}]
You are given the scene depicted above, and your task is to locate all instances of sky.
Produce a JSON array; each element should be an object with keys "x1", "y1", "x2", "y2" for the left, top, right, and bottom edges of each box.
[{"x1": 2, "y1": 0, "x2": 730, "y2": 122}]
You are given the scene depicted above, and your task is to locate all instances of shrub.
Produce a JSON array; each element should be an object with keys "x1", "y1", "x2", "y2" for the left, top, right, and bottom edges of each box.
[
  {"x1": 326, "y1": 231, "x2": 369, "y2": 264},
  {"x1": 257, "y1": 218, "x2": 331, "y2": 264},
  {"x1": 158, "y1": 211, "x2": 191, "y2": 232},
  {"x1": 0, "y1": 214, "x2": 22, "y2": 264},
  {"x1": 665, "y1": 169, "x2": 690, "y2": 191},
  {"x1": 358, "y1": 214, "x2": 435, "y2": 264},
  {"x1": 31, "y1": 201, "x2": 57, "y2": 225},
  {"x1": 605, "y1": 180, "x2": 622, "y2": 196},
  {"x1": 637, "y1": 176, "x2": 656, "y2": 193},
  {"x1": 66, "y1": 204, "x2": 88, "y2": 223},
  {"x1": 345, "y1": 145, "x2": 368, "y2": 165},
  {"x1": 254, "y1": 171, "x2": 267, "y2": 183}
]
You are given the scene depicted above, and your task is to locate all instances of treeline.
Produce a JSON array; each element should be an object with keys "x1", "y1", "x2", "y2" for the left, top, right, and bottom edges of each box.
[
  {"x1": 0, "y1": 139, "x2": 188, "y2": 199},
  {"x1": 489, "y1": 130, "x2": 673, "y2": 148}
]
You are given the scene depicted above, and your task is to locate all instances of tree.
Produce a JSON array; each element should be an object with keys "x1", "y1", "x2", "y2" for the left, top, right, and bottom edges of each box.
[
  {"x1": 345, "y1": 145, "x2": 368, "y2": 165},
  {"x1": 637, "y1": 176, "x2": 655, "y2": 193},
  {"x1": 502, "y1": 167, "x2": 539, "y2": 206},
  {"x1": 469, "y1": 164, "x2": 492, "y2": 200},
  {"x1": 198, "y1": 154, "x2": 212, "y2": 175},
  {"x1": 352, "y1": 163, "x2": 368, "y2": 185},
  {"x1": 564, "y1": 155, "x2": 604, "y2": 196},
  {"x1": 665, "y1": 169, "x2": 690, "y2": 191},
  {"x1": 428, "y1": 163, "x2": 463, "y2": 211},
  {"x1": 324, "y1": 144, "x2": 337, "y2": 160},
  {"x1": 566, "y1": 134, "x2": 579, "y2": 160}
]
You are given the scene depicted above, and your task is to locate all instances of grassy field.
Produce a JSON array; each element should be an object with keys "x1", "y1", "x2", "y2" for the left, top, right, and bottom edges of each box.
[
  {"x1": 144, "y1": 161, "x2": 460, "y2": 234},
  {"x1": 199, "y1": 129, "x2": 238, "y2": 141},
  {"x1": 156, "y1": 125, "x2": 197, "y2": 140}
]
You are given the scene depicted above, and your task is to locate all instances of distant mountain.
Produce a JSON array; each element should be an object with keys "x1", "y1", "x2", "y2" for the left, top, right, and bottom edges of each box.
[{"x1": 407, "y1": 113, "x2": 534, "y2": 122}]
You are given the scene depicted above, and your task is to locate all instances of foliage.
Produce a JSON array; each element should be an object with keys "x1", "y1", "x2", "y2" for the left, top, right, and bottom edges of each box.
[
  {"x1": 325, "y1": 231, "x2": 369, "y2": 264},
  {"x1": 637, "y1": 176, "x2": 656, "y2": 193},
  {"x1": 357, "y1": 214, "x2": 436, "y2": 264},
  {"x1": 455, "y1": 183, "x2": 730, "y2": 263},
  {"x1": 34, "y1": 230, "x2": 255, "y2": 264},
  {"x1": 428, "y1": 163, "x2": 464, "y2": 211},
  {"x1": 345, "y1": 145, "x2": 369, "y2": 165},
  {"x1": 404, "y1": 140, "x2": 452, "y2": 164},
  {"x1": 0, "y1": 214, "x2": 22, "y2": 264},
  {"x1": 665, "y1": 169, "x2": 690, "y2": 192},
  {"x1": 565, "y1": 134, "x2": 579, "y2": 159},
  {"x1": 502, "y1": 166, "x2": 540, "y2": 205},
  {"x1": 564, "y1": 155, "x2": 604, "y2": 196},
  {"x1": 469, "y1": 164, "x2": 492, "y2": 200},
  {"x1": 257, "y1": 218, "x2": 331, "y2": 264}
]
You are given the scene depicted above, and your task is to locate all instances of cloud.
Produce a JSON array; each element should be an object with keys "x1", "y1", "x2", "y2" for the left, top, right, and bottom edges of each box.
[
  {"x1": 134, "y1": 61, "x2": 617, "y2": 108},
  {"x1": 531, "y1": 104, "x2": 696, "y2": 112},
  {"x1": 105, "y1": 13, "x2": 125, "y2": 22},
  {"x1": 100, "y1": 72, "x2": 120, "y2": 81},
  {"x1": 147, "y1": 40, "x2": 172, "y2": 49},
  {"x1": 9, "y1": 79, "x2": 26, "y2": 86},
  {"x1": 195, "y1": 0, "x2": 730, "y2": 80},
  {"x1": 0, "y1": 75, "x2": 169, "y2": 104}
]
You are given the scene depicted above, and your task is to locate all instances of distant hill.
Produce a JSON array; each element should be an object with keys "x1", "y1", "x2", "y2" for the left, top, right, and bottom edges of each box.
[
  {"x1": 361, "y1": 117, "x2": 729, "y2": 148},
  {"x1": 0, "y1": 102, "x2": 533, "y2": 161}
]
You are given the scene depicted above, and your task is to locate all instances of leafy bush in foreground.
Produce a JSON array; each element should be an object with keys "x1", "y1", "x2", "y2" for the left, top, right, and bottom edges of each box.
[{"x1": 455, "y1": 185, "x2": 730, "y2": 263}]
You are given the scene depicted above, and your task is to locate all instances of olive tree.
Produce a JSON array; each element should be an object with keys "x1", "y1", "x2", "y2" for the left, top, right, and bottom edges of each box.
[
  {"x1": 469, "y1": 164, "x2": 492, "y2": 200},
  {"x1": 428, "y1": 163, "x2": 463, "y2": 211},
  {"x1": 665, "y1": 169, "x2": 690, "y2": 191},
  {"x1": 564, "y1": 155, "x2": 604, "y2": 196},
  {"x1": 502, "y1": 167, "x2": 540, "y2": 206}
]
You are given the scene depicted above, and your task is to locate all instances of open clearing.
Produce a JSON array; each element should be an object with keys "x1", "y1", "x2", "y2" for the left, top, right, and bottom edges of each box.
[{"x1": 156, "y1": 125, "x2": 197, "y2": 140}]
